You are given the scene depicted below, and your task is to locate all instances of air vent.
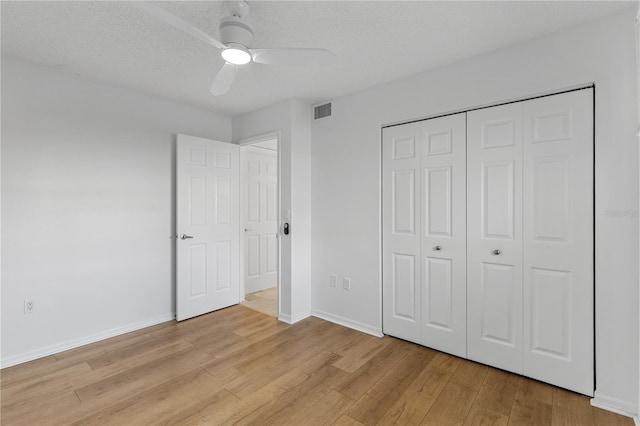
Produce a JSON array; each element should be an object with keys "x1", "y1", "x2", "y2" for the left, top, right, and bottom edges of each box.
[{"x1": 314, "y1": 102, "x2": 332, "y2": 120}]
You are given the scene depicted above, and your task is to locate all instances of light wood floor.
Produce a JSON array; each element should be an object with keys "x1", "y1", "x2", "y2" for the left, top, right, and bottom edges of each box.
[
  {"x1": 242, "y1": 287, "x2": 277, "y2": 317},
  {"x1": 1, "y1": 306, "x2": 633, "y2": 426}
]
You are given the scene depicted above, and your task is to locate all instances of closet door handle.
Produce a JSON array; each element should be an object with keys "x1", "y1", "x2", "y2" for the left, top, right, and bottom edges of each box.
[
  {"x1": 492, "y1": 249, "x2": 501, "y2": 256},
  {"x1": 434, "y1": 245, "x2": 442, "y2": 251}
]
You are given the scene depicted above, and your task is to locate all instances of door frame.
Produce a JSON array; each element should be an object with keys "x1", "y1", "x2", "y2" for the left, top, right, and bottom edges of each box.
[
  {"x1": 238, "y1": 132, "x2": 281, "y2": 316},
  {"x1": 379, "y1": 84, "x2": 596, "y2": 391}
]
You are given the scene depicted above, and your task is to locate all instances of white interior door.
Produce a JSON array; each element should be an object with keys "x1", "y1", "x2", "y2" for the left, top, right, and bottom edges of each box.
[
  {"x1": 420, "y1": 113, "x2": 467, "y2": 358},
  {"x1": 383, "y1": 122, "x2": 422, "y2": 344},
  {"x1": 241, "y1": 146, "x2": 278, "y2": 294},
  {"x1": 522, "y1": 89, "x2": 593, "y2": 395},
  {"x1": 467, "y1": 103, "x2": 524, "y2": 374},
  {"x1": 176, "y1": 134, "x2": 239, "y2": 321}
]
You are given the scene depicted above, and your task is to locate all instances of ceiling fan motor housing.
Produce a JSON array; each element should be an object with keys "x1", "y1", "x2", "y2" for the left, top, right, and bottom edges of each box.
[{"x1": 220, "y1": 16, "x2": 254, "y2": 48}]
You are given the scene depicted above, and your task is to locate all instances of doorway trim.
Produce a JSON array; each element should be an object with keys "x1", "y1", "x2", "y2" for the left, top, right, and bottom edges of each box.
[{"x1": 238, "y1": 131, "x2": 281, "y2": 319}]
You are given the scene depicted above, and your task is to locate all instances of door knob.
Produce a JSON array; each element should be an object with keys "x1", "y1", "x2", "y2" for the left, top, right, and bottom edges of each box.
[
  {"x1": 244, "y1": 228, "x2": 252, "y2": 232},
  {"x1": 492, "y1": 249, "x2": 501, "y2": 255},
  {"x1": 434, "y1": 245, "x2": 442, "y2": 251},
  {"x1": 179, "y1": 234, "x2": 194, "y2": 240}
]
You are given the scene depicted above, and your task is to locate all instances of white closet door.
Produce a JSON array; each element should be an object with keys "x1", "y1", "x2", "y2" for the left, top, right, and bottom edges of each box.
[
  {"x1": 420, "y1": 113, "x2": 467, "y2": 357},
  {"x1": 522, "y1": 90, "x2": 593, "y2": 395},
  {"x1": 467, "y1": 103, "x2": 524, "y2": 374},
  {"x1": 383, "y1": 122, "x2": 421, "y2": 343}
]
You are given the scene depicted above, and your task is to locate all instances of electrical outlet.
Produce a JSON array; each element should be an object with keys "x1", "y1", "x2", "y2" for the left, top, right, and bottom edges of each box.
[
  {"x1": 329, "y1": 274, "x2": 337, "y2": 288},
  {"x1": 24, "y1": 299, "x2": 35, "y2": 314},
  {"x1": 343, "y1": 277, "x2": 351, "y2": 290}
]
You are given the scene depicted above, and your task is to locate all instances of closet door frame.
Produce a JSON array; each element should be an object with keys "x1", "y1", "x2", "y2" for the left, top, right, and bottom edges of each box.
[{"x1": 381, "y1": 85, "x2": 595, "y2": 396}]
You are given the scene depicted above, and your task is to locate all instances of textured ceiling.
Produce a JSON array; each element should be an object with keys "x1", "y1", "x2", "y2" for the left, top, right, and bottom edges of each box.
[{"x1": 1, "y1": 1, "x2": 634, "y2": 117}]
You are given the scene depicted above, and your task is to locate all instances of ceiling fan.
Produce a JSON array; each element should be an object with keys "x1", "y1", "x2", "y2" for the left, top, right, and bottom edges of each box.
[{"x1": 134, "y1": 1, "x2": 336, "y2": 96}]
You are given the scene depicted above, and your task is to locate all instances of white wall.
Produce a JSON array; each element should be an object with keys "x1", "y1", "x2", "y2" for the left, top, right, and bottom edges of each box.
[
  {"x1": 311, "y1": 7, "x2": 639, "y2": 416},
  {"x1": 1, "y1": 55, "x2": 231, "y2": 366},
  {"x1": 233, "y1": 99, "x2": 312, "y2": 323}
]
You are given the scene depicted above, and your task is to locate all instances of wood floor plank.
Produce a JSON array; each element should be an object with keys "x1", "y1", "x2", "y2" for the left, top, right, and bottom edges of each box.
[
  {"x1": 377, "y1": 352, "x2": 461, "y2": 425},
  {"x1": 285, "y1": 389, "x2": 355, "y2": 426},
  {"x1": 85, "y1": 333, "x2": 180, "y2": 370},
  {"x1": 420, "y1": 381, "x2": 478, "y2": 425},
  {"x1": 346, "y1": 346, "x2": 436, "y2": 425},
  {"x1": 234, "y1": 362, "x2": 346, "y2": 425},
  {"x1": 171, "y1": 389, "x2": 243, "y2": 426},
  {"x1": 223, "y1": 325, "x2": 349, "y2": 399},
  {"x1": 464, "y1": 404, "x2": 509, "y2": 426},
  {"x1": 551, "y1": 387, "x2": 595, "y2": 426},
  {"x1": 180, "y1": 382, "x2": 285, "y2": 426},
  {"x1": 70, "y1": 339, "x2": 196, "y2": 389},
  {"x1": 232, "y1": 314, "x2": 287, "y2": 338},
  {"x1": 331, "y1": 333, "x2": 391, "y2": 373},
  {"x1": 271, "y1": 351, "x2": 343, "y2": 391},
  {"x1": 74, "y1": 347, "x2": 214, "y2": 405},
  {"x1": 1, "y1": 389, "x2": 81, "y2": 426},
  {"x1": 334, "y1": 338, "x2": 418, "y2": 400},
  {"x1": 449, "y1": 359, "x2": 489, "y2": 391},
  {"x1": 0, "y1": 355, "x2": 59, "y2": 387},
  {"x1": 508, "y1": 378, "x2": 554, "y2": 425},
  {"x1": 71, "y1": 369, "x2": 225, "y2": 426},
  {"x1": 473, "y1": 368, "x2": 521, "y2": 417},
  {"x1": 1, "y1": 305, "x2": 633, "y2": 426},
  {"x1": 206, "y1": 314, "x2": 323, "y2": 361},
  {"x1": 332, "y1": 414, "x2": 367, "y2": 426},
  {"x1": 2, "y1": 362, "x2": 92, "y2": 402}
]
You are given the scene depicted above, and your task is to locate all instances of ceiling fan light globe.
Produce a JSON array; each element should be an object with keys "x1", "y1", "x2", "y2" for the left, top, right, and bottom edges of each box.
[{"x1": 221, "y1": 46, "x2": 251, "y2": 65}]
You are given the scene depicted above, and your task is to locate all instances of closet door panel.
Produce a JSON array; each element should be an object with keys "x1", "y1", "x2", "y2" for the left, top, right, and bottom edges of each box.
[
  {"x1": 383, "y1": 123, "x2": 422, "y2": 344},
  {"x1": 467, "y1": 103, "x2": 524, "y2": 374},
  {"x1": 420, "y1": 113, "x2": 467, "y2": 358},
  {"x1": 523, "y1": 89, "x2": 593, "y2": 395}
]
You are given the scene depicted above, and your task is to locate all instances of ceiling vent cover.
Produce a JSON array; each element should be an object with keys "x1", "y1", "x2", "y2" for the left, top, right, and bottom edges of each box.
[{"x1": 314, "y1": 102, "x2": 332, "y2": 120}]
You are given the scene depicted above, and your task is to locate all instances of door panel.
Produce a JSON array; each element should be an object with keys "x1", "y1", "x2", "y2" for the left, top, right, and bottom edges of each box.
[
  {"x1": 532, "y1": 157, "x2": 570, "y2": 240},
  {"x1": 480, "y1": 262, "x2": 516, "y2": 345},
  {"x1": 425, "y1": 166, "x2": 452, "y2": 237},
  {"x1": 482, "y1": 161, "x2": 515, "y2": 239},
  {"x1": 420, "y1": 113, "x2": 467, "y2": 357},
  {"x1": 424, "y1": 257, "x2": 452, "y2": 329},
  {"x1": 241, "y1": 147, "x2": 278, "y2": 294},
  {"x1": 393, "y1": 170, "x2": 416, "y2": 234},
  {"x1": 467, "y1": 103, "x2": 524, "y2": 374},
  {"x1": 522, "y1": 89, "x2": 593, "y2": 395},
  {"x1": 383, "y1": 122, "x2": 421, "y2": 343},
  {"x1": 177, "y1": 134, "x2": 239, "y2": 321},
  {"x1": 392, "y1": 253, "x2": 418, "y2": 320},
  {"x1": 529, "y1": 267, "x2": 571, "y2": 359}
]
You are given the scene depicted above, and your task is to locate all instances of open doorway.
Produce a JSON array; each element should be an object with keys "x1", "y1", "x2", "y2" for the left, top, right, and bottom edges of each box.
[{"x1": 239, "y1": 137, "x2": 279, "y2": 317}]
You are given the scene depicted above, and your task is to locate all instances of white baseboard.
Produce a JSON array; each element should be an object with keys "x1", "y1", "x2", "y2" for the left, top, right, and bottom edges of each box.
[
  {"x1": 311, "y1": 309, "x2": 384, "y2": 338},
  {"x1": 277, "y1": 311, "x2": 310, "y2": 324},
  {"x1": 1, "y1": 312, "x2": 175, "y2": 369},
  {"x1": 591, "y1": 391, "x2": 639, "y2": 419},
  {"x1": 278, "y1": 313, "x2": 292, "y2": 323}
]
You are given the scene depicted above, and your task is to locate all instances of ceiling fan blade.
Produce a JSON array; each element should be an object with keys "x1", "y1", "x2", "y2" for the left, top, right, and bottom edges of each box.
[
  {"x1": 250, "y1": 48, "x2": 335, "y2": 67},
  {"x1": 210, "y1": 62, "x2": 238, "y2": 96},
  {"x1": 133, "y1": 1, "x2": 226, "y2": 50}
]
